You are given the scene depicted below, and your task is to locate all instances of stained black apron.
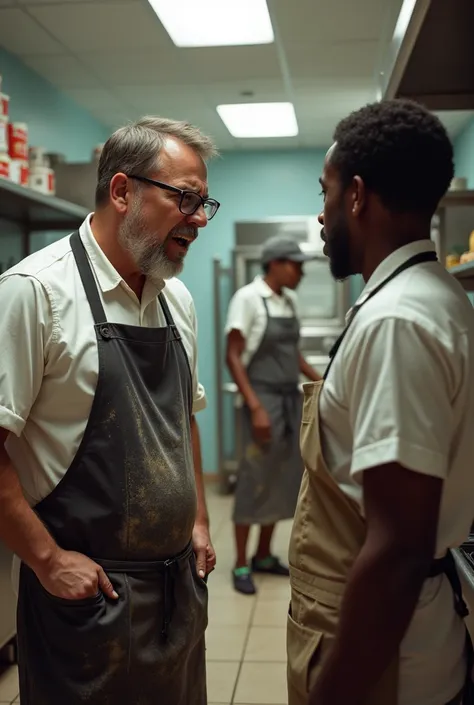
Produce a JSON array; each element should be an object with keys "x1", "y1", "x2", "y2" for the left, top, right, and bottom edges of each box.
[
  {"x1": 233, "y1": 294, "x2": 303, "y2": 525},
  {"x1": 16, "y1": 231, "x2": 208, "y2": 705},
  {"x1": 325, "y1": 249, "x2": 473, "y2": 704}
]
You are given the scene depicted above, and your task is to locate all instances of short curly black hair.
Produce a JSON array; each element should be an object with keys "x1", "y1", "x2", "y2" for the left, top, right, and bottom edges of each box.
[{"x1": 331, "y1": 99, "x2": 454, "y2": 216}]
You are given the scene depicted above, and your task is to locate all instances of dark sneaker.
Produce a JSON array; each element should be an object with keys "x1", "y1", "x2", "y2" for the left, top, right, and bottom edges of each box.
[
  {"x1": 232, "y1": 566, "x2": 257, "y2": 595},
  {"x1": 251, "y1": 555, "x2": 290, "y2": 576}
]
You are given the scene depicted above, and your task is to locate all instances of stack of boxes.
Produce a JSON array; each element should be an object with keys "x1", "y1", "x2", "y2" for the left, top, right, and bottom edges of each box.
[{"x1": 0, "y1": 73, "x2": 55, "y2": 195}]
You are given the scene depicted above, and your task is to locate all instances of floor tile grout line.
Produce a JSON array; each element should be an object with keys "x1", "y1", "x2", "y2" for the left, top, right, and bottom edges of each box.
[{"x1": 229, "y1": 596, "x2": 259, "y2": 705}]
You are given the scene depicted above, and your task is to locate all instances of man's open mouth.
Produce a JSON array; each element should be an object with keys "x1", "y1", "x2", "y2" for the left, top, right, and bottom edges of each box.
[{"x1": 172, "y1": 236, "x2": 191, "y2": 248}]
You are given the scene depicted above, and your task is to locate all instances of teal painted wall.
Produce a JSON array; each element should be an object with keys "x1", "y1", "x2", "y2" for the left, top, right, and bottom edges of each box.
[
  {"x1": 454, "y1": 118, "x2": 474, "y2": 189},
  {"x1": 0, "y1": 48, "x2": 109, "y2": 266},
  {"x1": 0, "y1": 48, "x2": 109, "y2": 161}
]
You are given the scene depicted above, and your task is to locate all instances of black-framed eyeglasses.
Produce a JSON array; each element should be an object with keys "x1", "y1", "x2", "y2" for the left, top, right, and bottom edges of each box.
[{"x1": 128, "y1": 175, "x2": 220, "y2": 221}]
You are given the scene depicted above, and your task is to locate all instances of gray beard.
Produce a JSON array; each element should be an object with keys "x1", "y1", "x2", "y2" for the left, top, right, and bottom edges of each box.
[{"x1": 118, "y1": 201, "x2": 184, "y2": 284}]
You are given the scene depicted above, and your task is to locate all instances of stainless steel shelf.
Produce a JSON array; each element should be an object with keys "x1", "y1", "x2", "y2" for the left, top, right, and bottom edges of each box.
[{"x1": 0, "y1": 177, "x2": 89, "y2": 231}]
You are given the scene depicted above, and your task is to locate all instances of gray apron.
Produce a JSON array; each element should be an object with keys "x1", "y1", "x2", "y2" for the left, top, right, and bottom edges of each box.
[
  {"x1": 233, "y1": 295, "x2": 304, "y2": 525},
  {"x1": 16, "y1": 231, "x2": 208, "y2": 705}
]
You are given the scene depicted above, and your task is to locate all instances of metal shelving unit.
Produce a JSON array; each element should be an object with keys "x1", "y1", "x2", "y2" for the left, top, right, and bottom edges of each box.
[{"x1": 0, "y1": 177, "x2": 89, "y2": 256}]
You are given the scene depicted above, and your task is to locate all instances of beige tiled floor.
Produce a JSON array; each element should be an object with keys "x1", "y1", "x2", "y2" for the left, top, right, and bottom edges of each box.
[{"x1": 0, "y1": 486, "x2": 292, "y2": 704}]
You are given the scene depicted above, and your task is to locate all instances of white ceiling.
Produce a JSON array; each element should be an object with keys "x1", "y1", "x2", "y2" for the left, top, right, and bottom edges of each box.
[{"x1": 0, "y1": 0, "x2": 472, "y2": 150}]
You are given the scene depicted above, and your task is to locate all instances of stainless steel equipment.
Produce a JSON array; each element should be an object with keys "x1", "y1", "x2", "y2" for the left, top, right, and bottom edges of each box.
[{"x1": 214, "y1": 218, "x2": 349, "y2": 493}]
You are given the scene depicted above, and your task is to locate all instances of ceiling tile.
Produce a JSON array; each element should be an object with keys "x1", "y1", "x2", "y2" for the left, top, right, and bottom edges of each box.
[
  {"x1": 179, "y1": 45, "x2": 282, "y2": 83},
  {"x1": 28, "y1": 0, "x2": 170, "y2": 52},
  {"x1": 286, "y1": 40, "x2": 379, "y2": 80},
  {"x1": 0, "y1": 8, "x2": 65, "y2": 55},
  {"x1": 114, "y1": 84, "x2": 209, "y2": 113},
  {"x1": 202, "y1": 79, "x2": 287, "y2": 107},
  {"x1": 21, "y1": 54, "x2": 103, "y2": 88},
  {"x1": 273, "y1": 0, "x2": 388, "y2": 44},
  {"x1": 77, "y1": 47, "x2": 189, "y2": 86}
]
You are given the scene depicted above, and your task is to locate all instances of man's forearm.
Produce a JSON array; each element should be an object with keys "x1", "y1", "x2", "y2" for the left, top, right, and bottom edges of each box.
[
  {"x1": 190, "y1": 415, "x2": 209, "y2": 526},
  {"x1": 226, "y1": 355, "x2": 261, "y2": 411},
  {"x1": 0, "y1": 448, "x2": 58, "y2": 573},
  {"x1": 310, "y1": 542, "x2": 430, "y2": 705}
]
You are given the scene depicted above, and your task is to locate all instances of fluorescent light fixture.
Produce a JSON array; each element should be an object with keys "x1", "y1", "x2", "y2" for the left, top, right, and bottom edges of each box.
[
  {"x1": 392, "y1": 0, "x2": 417, "y2": 42},
  {"x1": 149, "y1": 0, "x2": 274, "y2": 47},
  {"x1": 217, "y1": 103, "x2": 299, "y2": 138}
]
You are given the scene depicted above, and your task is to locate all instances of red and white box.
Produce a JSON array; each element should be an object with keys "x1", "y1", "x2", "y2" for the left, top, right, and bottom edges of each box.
[
  {"x1": 0, "y1": 117, "x2": 8, "y2": 153},
  {"x1": 0, "y1": 153, "x2": 11, "y2": 179},
  {"x1": 10, "y1": 159, "x2": 29, "y2": 187},
  {"x1": 29, "y1": 166, "x2": 55, "y2": 195},
  {"x1": 8, "y1": 122, "x2": 28, "y2": 160},
  {"x1": 0, "y1": 93, "x2": 9, "y2": 120},
  {"x1": 28, "y1": 145, "x2": 47, "y2": 167}
]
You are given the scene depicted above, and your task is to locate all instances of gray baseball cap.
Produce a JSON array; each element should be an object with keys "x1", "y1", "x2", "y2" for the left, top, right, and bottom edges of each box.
[{"x1": 261, "y1": 235, "x2": 316, "y2": 265}]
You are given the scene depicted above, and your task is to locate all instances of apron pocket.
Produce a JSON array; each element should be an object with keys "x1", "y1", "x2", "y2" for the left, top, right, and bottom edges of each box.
[
  {"x1": 21, "y1": 564, "x2": 128, "y2": 688},
  {"x1": 287, "y1": 607, "x2": 323, "y2": 696},
  {"x1": 39, "y1": 585, "x2": 103, "y2": 607}
]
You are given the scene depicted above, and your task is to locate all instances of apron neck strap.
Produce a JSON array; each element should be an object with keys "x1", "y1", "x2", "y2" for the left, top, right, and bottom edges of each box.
[
  {"x1": 70, "y1": 231, "x2": 107, "y2": 325},
  {"x1": 158, "y1": 292, "x2": 176, "y2": 328},
  {"x1": 324, "y1": 250, "x2": 438, "y2": 380}
]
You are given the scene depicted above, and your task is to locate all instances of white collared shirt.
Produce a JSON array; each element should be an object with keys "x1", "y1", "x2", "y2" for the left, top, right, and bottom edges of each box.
[
  {"x1": 0, "y1": 215, "x2": 206, "y2": 506},
  {"x1": 320, "y1": 239, "x2": 474, "y2": 705},
  {"x1": 225, "y1": 275, "x2": 299, "y2": 365}
]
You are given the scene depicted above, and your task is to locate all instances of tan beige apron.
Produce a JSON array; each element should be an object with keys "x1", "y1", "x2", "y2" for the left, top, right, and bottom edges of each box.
[
  {"x1": 287, "y1": 380, "x2": 399, "y2": 705},
  {"x1": 287, "y1": 250, "x2": 442, "y2": 705}
]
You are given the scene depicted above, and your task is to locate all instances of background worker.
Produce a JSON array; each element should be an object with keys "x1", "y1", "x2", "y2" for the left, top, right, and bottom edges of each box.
[{"x1": 226, "y1": 235, "x2": 320, "y2": 595}]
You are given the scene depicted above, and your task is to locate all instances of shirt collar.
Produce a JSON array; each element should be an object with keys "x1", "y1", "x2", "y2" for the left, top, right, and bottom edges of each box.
[
  {"x1": 253, "y1": 274, "x2": 292, "y2": 299},
  {"x1": 78, "y1": 213, "x2": 165, "y2": 298},
  {"x1": 354, "y1": 239, "x2": 437, "y2": 309},
  {"x1": 253, "y1": 275, "x2": 274, "y2": 298}
]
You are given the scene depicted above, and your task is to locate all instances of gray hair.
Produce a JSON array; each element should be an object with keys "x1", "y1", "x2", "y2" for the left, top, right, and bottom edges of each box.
[{"x1": 95, "y1": 116, "x2": 219, "y2": 206}]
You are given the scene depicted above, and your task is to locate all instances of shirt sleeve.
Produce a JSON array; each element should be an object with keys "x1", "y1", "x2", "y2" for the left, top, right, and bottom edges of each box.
[
  {"x1": 0, "y1": 274, "x2": 52, "y2": 436},
  {"x1": 188, "y1": 297, "x2": 207, "y2": 414},
  {"x1": 224, "y1": 288, "x2": 256, "y2": 340},
  {"x1": 345, "y1": 316, "x2": 458, "y2": 482}
]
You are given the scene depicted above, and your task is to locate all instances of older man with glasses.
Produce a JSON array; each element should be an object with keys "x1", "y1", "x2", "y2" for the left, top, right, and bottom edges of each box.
[{"x1": 0, "y1": 116, "x2": 219, "y2": 705}]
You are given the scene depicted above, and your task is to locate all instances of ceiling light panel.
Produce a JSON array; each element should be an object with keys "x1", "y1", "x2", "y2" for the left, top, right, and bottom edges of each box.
[
  {"x1": 148, "y1": 0, "x2": 274, "y2": 47},
  {"x1": 216, "y1": 102, "x2": 299, "y2": 138}
]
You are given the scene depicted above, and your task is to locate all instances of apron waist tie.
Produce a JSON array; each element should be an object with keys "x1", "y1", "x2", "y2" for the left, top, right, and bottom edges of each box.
[
  {"x1": 93, "y1": 542, "x2": 194, "y2": 641},
  {"x1": 430, "y1": 551, "x2": 474, "y2": 702}
]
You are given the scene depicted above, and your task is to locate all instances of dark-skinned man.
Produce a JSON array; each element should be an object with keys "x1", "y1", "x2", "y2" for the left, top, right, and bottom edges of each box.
[{"x1": 287, "y1": 99, "x2": 474, "y2": 705}]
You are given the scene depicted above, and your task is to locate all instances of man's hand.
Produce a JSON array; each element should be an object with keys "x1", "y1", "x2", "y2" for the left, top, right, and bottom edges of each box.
[
  {"x1": 192, "y1": 523, "x2": 216, "y2": 579},
  {"x1": 251, "y1": 406, "x2": 271, "y2": 446},
  {"x1": 35, "y1": 548, "x2": 119, "y2": 601}
]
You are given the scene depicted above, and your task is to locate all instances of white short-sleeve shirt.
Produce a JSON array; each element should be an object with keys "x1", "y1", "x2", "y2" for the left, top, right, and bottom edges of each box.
[
  {"x1": 320, "y1": 240, "x2": 474, "y2": 705},
  {"x1": 225, "y1": 275, "x2": 299, "y2": 365},
  {"x1": 0, "y1": 214, "x2": 206, "y2": 507}
]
